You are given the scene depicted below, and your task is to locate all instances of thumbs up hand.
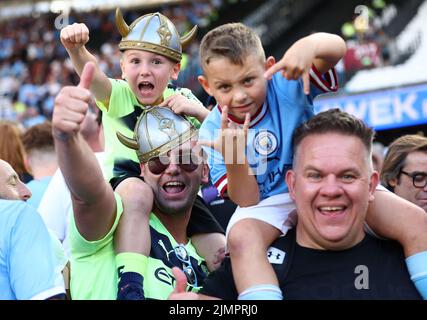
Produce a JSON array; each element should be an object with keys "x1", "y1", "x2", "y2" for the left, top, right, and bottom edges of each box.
[
  {"x1": 168, "y1": 267, "x2": 200, "y2": 300},
  {"x1": 52, "y1": 62, "x2": 95, "y2": 140}
]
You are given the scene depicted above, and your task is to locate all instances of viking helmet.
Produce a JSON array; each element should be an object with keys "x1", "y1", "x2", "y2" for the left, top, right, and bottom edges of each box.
[
  {"x1": 116, "y1": 106, "x2": 198, "y2": 163},
  {"x1": 115, "y1": 8, "x2": 197, "y2": 62}
]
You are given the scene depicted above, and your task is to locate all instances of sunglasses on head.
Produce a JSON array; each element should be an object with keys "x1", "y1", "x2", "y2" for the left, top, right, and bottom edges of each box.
[{"x1": 146, "y1": 150, "x2": 204, "y2": 175}]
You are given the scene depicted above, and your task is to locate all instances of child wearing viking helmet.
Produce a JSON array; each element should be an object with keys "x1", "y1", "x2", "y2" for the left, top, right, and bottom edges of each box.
[{"x1": 60, "y1": 8, "x2": 225, "y2": 300}]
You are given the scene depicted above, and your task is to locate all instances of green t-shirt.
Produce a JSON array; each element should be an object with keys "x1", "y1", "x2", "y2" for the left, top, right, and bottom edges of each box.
[
  {"x1": 69, "y1": 193, "x2": 208, "y2": 300},
  {"x1": 96, "y1": 79, "x2": 202, "y2": 181}
]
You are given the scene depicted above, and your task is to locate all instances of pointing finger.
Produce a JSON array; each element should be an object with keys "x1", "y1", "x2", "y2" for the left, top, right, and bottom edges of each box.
[
  {"x1": 302, "y1": 71, "x2": 310, "y2": 95},
  {"x1": 264, "y1": 62, "x2": 283, "y2": 80}
]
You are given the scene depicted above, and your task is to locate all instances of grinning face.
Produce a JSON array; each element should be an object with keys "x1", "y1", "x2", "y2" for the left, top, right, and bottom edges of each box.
[
  {"x1": 198, "y1": 54, "x2": 275, "y2": 121},
  {"x1": 140, "y1": 140, "x2": 209, "y2": 216},
  {"x1": 0, "y1": 159, "x2": 32, "y2": 201},
  {"x1": 286, "y1": 133, "x2": 378, "y2": 250},
  {"x1": 391, "y1": 151, "x2": 427, "y2": 212},
  {"x1": 121, "y1": 50, "x2": 180, "y2": 106}
]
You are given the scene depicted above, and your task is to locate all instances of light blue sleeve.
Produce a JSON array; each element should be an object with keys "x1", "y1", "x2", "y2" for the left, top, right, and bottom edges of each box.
[
  {"x1": 199, "y1": 109, "x2": 228, "y2": 196},
  {"x1": 406, "y1": 251, "x2": 427, "y2": 299},
  {"x1": 10, "y1": 203, "x2": 64, "y2": 300},
  {"x1": 270, "y1": 66, "x2": 338, "y2": 116},
  {"x1": 272, "y1": 66, "x2": 338, "y2": 102}
]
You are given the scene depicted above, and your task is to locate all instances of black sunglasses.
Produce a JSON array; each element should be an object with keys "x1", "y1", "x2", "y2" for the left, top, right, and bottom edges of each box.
[{"x1": 146, "y1": 150, "x2": 204, "y2": 175}]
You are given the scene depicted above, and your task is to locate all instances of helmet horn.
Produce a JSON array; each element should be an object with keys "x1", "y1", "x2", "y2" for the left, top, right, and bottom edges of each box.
[
  {"x1": 180, "y1": 25, "x2": 198, "y2": 48},
  {"x1": 116, "y1": 131, "x2": 138, "y2": 150},
  {"x1": 115, "y1": 8, "x2": 130, "y2": 37}
]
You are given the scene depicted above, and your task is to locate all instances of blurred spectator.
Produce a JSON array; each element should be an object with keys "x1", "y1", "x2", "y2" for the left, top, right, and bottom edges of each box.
[
  {"x1": 0, "y1": 159, "x2": 31, "y2": 202},
  {"x1": 372, "y1": 0, "x2": 387, "y2": 16},
  {"x1": 0, "y1": 198, "x2": 66, "y2": 300},
  {"x1": 375, "y1": 29, "x2": 393, "y2": 65},
  {"x1": 0, "y1": 0, "x2": 233, "y2": 127},
  {"x1": 21, "y1": 121, "x2": 57, "y2": 208},
  {"x1": 0, "y1": 159, "x2": 67, "y2": 300},
  {"x1": 381, "y1": 134, "x2": 427, "y2": 212},
  {"x1": 372, "y1": 141, "x2": 386, "y2": 172},
  {"x1": 339, "y1": 0, "x2": 402, "y2": 85},
  {"x1": 11, "y1": 92, "x2": 27, "y2": 121},
  {"x1": 22, "y1": 107, "x2": 47, "y2": 128},
  {"x1": 341, "y1": 20, "x2": 356, "y2": 40},
  {"x1": 0, "y1": 121, "x2": 32, "y2": 183}
]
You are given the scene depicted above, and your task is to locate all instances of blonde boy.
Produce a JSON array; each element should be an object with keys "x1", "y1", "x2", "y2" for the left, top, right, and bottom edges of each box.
[{"x1": 60, "y1": 9, "x2": 225, "y2": 299}]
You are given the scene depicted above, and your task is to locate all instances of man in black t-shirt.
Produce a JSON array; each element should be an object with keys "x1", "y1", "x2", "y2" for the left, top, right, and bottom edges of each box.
[{"x1": 169, "y1": 109, "x2": 421, "y2": 300}]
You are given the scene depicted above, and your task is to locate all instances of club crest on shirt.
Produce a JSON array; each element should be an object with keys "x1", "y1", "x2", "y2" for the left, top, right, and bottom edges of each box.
[{"x1": 253, "y1": 130, "x2": 278, "y2": 156}]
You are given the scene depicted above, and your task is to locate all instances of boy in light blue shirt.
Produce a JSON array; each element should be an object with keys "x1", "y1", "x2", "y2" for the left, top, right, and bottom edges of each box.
[{"x1": 198, "y1": 23, "x2": 427, "y2": 300}]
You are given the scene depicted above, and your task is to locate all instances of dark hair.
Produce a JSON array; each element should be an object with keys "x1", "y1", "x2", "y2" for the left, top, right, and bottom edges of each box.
[
  {"x1": 199, "y1": 23, "x2": 265, "y2": 71},
  {"x1": 293, "y1": 109, "x2": 374, "y2": 162},
  {"x1": 22, "y1": 121, "x2": 54, "y2": 153},
  {"x1": 381, "y1": 134, "x2": 427, "y2": 190}
]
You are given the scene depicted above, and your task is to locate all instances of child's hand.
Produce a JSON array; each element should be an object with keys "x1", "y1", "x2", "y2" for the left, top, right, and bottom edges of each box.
[
  {"x1": 60, "y1": 23, "x2": 90, "y2": 51},
  {"x1": 212, "y1": 247, "x2": 226, "y2": 270},
  {"x1": 159, "y1": 94, "x2": 209, "y2": 122},
  {"x1": 264, "y1": 37, "x2": 315, "y2": 95},
  {"x1": 198, "y1": 106, "x2": 250, "y2": 165}
]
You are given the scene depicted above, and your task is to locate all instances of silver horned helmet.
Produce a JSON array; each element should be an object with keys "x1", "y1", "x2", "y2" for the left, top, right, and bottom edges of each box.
[
  {"x1": 116, "y1": 106, "x2": 198, "y2": 163},
  {"x1": 115, "y1": 8, "x2": 197, "y2": 62}
]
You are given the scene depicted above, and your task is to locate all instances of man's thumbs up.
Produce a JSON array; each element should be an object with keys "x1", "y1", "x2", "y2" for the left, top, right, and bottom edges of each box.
[
  {"x1": 168, "y1": 267, "x2": 199, "y2": 300},
  {"x1": 52, "y1": 62, "x2": 95, "y2": 139},
  {"x1": 78, "y1": 62, "x2": 95, "y2": 89}
]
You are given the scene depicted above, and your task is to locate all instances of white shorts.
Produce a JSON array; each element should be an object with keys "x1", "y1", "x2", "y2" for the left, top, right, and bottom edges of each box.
[{"x1": 225, "y1": 193, "x2": 297, "y2": 240}]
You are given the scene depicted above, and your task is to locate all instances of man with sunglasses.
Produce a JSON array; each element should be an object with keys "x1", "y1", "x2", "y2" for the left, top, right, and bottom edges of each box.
[
  {"x1": 381, "y1": 134, "x2": 427, "y2": 213},
  {"x1": 52, "y1": 63, "x2": 224, "y2": 299}
]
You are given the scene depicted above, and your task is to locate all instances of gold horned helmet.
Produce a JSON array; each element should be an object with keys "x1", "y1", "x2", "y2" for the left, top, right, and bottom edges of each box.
[
  {"x1": 116, "y1": 106, "x2": 198, "y2": 163},
  {"x1": 115, "y1": 8, "x2": 198, "y2": 62}
]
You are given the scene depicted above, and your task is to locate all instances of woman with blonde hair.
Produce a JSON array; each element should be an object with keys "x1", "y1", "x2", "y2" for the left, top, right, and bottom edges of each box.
[{"x1": 0, "y1": 121, "x2": 33, "y2": 183}]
